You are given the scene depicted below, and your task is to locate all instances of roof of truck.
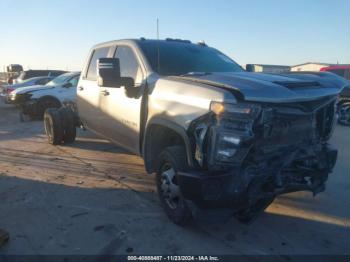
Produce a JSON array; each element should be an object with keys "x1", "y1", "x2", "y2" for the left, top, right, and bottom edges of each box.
[{"x1": 92, "y1": 38, "x2": 201, "y2": 49}]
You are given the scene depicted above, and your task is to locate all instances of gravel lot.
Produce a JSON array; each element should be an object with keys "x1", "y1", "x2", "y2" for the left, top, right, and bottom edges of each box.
[{"x1": 0, "y1": 100, "x2": 349, "y2": 256}]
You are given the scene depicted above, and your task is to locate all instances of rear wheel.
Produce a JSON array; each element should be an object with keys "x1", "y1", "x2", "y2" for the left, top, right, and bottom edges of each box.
[
  {"x1": 44, "y1": 108, "x2": 63, "y2": 145},
  {"x1": 59, "y1": 107, "x2": 77, "y2": 143},
  {"x1": 156, "y1": 146, "x2": 192, "y2": 225}
]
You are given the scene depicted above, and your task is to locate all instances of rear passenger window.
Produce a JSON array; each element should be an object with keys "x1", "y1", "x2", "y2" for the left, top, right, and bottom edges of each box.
[{"x1": 86, "y1": 47, "x2": 110, "y2": 80}]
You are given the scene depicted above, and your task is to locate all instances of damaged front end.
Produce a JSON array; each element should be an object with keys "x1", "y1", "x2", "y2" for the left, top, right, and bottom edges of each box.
[
  {"x1": 21, "y1": 98, "x2": 40, "y2": 116},
  {"x1": 178, "y1": 96, "x2": 338, "y2": 223}
]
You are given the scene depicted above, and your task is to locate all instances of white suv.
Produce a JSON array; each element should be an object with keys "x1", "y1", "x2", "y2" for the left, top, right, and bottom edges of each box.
[{"x1": 9, "y1": 72, "x2": 80, "y2": 119}]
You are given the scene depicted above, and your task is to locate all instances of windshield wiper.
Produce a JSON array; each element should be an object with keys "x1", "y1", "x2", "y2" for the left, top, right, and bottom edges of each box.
[{"x1": 180, "y1": 72, "x2": 212, "y2": 77}]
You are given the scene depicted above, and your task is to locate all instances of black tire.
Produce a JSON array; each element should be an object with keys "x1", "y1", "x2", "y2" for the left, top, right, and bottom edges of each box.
[
  {"x1": 338, "y1": 104, "x2": 350, "y2": 126},
  {"x1": 44, "y1": 108, "x2": 63, "y2": 145},
  {"x1": 156, "y1": 146, "x2": 192, "y2": 225},
  {"x1": 59, "y1": 107, "x2": 77, "y2": 143},
  {"x1": 38, "y1": 97, "x2": 61, "y2": 119}
]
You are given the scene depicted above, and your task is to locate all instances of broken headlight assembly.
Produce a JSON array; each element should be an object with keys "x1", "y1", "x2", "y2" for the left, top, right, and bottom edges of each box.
[
  {"x1": 206, "y1": 102, "x2": 261, "y2": 170},
  {"x1": 10, "y1": 93, "x2": 32, "y2": 103}
]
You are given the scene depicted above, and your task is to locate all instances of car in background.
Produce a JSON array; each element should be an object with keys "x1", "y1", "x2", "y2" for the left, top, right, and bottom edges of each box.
[
  {"x1": 12, "y1": 69, "x2": 67, "y2": 84},
  {"x1": 0, "y1": 76, "x2": 54, "y2": 103},
  {"x1": 6, "y1": 64, "x2": 23, "y2": 84},
  {"x1": 321, "y1": 66, "x2": 350, "y2": 125},
  {"x1": 9, "y1": 72, "x2": 80, "y2": 119},
  {"x1": 320, "y1": 65, "x2": 350, "y2": 80}
]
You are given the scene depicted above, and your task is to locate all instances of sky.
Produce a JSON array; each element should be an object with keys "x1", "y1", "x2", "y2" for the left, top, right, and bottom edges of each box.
[{"x1": 0, "y1": 0, "x2": 349, "y2": 71}]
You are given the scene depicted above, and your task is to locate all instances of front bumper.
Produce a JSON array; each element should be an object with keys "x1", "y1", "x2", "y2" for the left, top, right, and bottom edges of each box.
[
  {"x1": 177, "y1": 144, "x2": 337, "y2": 211},
  {"x1": 0, "y1": 89, "x2": 9, "y2": 102},
  {"x1": 0, "y1": 93, "x2": 14, "y2": 104}
]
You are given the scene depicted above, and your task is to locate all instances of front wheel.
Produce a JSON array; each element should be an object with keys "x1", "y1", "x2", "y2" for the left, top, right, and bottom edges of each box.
[
  {"x1": 338, "y1": 104, "x2": 350, "y2": 126},
  {"x1": 156, "y1": 146, "x2": 192, "y2": 225}
]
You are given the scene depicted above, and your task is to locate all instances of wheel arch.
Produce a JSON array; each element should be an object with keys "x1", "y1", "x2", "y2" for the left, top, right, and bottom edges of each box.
[
  {"x1": 38, "y1": 95, "x2": 62, "y2": 107},
  {"x1": 142, "y1": 117, "x2": 194, "y2": 174}
]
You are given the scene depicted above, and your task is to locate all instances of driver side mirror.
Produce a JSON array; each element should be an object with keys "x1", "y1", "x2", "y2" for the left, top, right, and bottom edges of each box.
[{"x1": 97, "y1": 58, "x2": 134, "y2": 88}]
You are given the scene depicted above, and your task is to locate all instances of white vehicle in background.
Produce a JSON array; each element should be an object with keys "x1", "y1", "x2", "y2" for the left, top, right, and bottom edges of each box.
[
  {"x1": 9, "y1": 72, "x2": 80, "y2": 119},
  {"x1": 0, "y1": 76, "x2": 54, "y2": 103},
  {"x1": 12, "y1": 69, "x2": 66, "y2": 84}
]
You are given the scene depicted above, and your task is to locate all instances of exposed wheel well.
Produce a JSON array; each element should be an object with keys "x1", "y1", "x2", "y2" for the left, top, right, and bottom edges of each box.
[
  {"x1": 143, "y1": 123, "x2": 192, "y2": 173},
  {"x1": 38, "y1": 96, "x2": 62, "y2": 107},
  {"x1": 39, "y1": 95, "x2": 61, "y2": 103}
]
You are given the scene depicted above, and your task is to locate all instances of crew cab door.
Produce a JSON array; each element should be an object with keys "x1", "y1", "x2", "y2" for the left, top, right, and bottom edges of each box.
[
  {"x1": 99, "y1": 45, "x2": 145, "y2": 154},
  {"x1": 77, "y1": 46, "x2": 111, "y2": 132}
]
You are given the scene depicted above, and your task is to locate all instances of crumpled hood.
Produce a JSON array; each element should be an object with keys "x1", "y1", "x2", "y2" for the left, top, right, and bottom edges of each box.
[
  {"x1": 177, "y1": 72, "x2": 349, "y2": 103},
  {"x1": 12, "y1": 84, "x2": 55, "y2": 95}
]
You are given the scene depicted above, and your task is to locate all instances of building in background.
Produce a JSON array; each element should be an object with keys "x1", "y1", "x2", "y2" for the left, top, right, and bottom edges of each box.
[
  {"x1": 245, "y1": 64, "x2": 291, "y2": 73},
  {"x1": 290, "y1": 62, "x2": 336, "y2": 72},
  {"x1": 246, "y1": 62, "x2": 350, "y2": 74}
]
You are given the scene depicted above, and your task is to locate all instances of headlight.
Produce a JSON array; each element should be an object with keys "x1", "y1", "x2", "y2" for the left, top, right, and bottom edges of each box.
[
  {"x1": 207, "y1": 125, "x2": 253, "y2": 170},
  {"x1": 216, "y1": 134, "x2": 241, "y2": 160},
  {"x1": 9, "y1": 93, "x2": 16, "y2": 100},
  {"x1": 207, "y1": 102, "x2": 260, "y2": 170},
  {"x1": 11, "y1": 93, "x2": 32, "y2": 103}
]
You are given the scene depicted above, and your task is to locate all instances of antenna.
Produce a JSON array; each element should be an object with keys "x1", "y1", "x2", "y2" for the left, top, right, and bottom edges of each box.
[
  {"x1": 157, "y1": 18, "x2": 160, "y2": 73},
  {"x1": 157, "y1": 18, "x2": 159, "y2": 40}
]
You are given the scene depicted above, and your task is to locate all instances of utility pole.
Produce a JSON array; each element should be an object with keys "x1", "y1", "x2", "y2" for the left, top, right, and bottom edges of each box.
[{"x1": 157, "y1": 18, "x2": 160, "y2": 73}]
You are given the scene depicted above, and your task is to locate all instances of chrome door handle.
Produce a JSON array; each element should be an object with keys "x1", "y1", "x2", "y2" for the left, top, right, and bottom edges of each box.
[
  {"x1": 78, "y1": 86, "x2": 84, "y2": 91},
  {"x1": 100, "y1": 89, "x2": 109, "y2": 96}
]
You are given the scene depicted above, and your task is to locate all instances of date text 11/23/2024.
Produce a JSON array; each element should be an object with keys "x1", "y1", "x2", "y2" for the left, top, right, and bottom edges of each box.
[{"x1": 127, "y1": 256, "x2": 220, "y2": 261}]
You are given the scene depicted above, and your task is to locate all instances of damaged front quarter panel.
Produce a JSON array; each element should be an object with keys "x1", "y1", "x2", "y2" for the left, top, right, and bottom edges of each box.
[{"x1": 185, "y1": 97, "x2": 338, "y2": 223}]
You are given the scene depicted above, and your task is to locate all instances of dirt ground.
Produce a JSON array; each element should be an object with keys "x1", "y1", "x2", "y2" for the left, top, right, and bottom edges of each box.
[{"x1": 0, "y1": 100, "x2": 349, "y2": 256}]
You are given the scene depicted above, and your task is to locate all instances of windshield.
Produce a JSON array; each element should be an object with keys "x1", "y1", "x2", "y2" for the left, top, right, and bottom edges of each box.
[
  {"x1": 46, "y1": 73, "x2": 72, "y2": 86},
  {"x1": 138, "y1": 41, "x2": 243, "y2": 76},
  {"x1": 12, "y1": 78, "x2": 34, "y2": 86}
]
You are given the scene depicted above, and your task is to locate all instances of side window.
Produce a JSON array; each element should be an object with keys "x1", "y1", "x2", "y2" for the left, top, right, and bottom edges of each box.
[
  {"x1": 68, "y1": 76, "x2": 79, "y2": 87},
  {"x1": 86, "y1": 47, "x2": 110, "y2": 80},
  {"x1": 114, "y1": 46, "x2": 141, "y2": 82}
]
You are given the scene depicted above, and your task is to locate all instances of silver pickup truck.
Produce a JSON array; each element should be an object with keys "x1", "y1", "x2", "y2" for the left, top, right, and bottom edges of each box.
[{"x1": 43, "y1": 38, "x2": 349, "y2": 225}]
